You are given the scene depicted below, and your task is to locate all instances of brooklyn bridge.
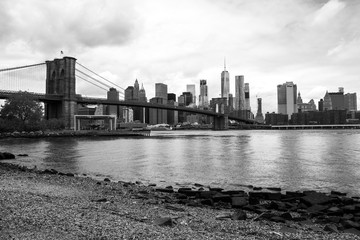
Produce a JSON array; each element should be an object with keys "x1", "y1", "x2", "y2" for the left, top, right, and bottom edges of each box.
[{"x1": 0, "y1": 56, "x2": 258, "y2": 130}]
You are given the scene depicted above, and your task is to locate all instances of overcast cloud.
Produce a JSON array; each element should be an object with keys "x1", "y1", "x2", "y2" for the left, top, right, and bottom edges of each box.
[{"x1": 0, "y1": 0, "x2": 359, "y2": 113}]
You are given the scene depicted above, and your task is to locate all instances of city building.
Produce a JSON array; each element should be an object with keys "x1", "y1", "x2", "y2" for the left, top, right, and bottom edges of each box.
[
  {"x1": 265, "y1": 112, "x2": 289, "y2": 125},
  {"x1": 167, "y1": 93, "x2": 176, "y2": 102},
  {"x1": 139, "y1": 84, "x2": 147, "y2": 102},
  {"x1": 277, "y1": 81, "x2": 297, "y2": 119},
  {"x1": 329, "y1": 91, "x2": 344, "y2": 110},
  {"x1": 255, "y1": 98, "x2": 264, "y2": 123},
  {"x1": 244, "y1": 83, "x2": 250, "y2": 111},
  {"x1": 124, "y1": 86, "x2": 134, "y2": 101},
  {"x1": 323, "y1": 91, "x2": 332, "y2": 111},
  {"x1": 149, "y1": 83, "x2": 168, "y2": 124},
  {"x1": 235, "y1": 75, "x2": 245, "y2": 110},
  {"x1": 155, "y1": 83, "x2": 168, "y2": 100},
  {"x1": 199, "y1": 79, "x2": 209, "y2": 109},
  {"x1": 186, "y1": 84, "x2": 196, "y2": 105},
  {"x1": 133, "y1": 79, "x2": 139, "y2": 100},
  {"x1": 182, "y1": 92, "x2": 193, "y2": 106},
  {"x1": 344, "y1": 93, "x2": 357, "y2": 111},
  {"x1": 221, "y1": 61, "x2": 230, "y2": 100},
  {"x1": 106, "y1": 87, "x2": 119, "y2": 116},
  {"x1": 318, "y1": 99, "x2": 324, "y2": 112},
  {"x1": 149, "y1": 97, "x2": 167, "y2": 124},
  {"x1": 296, "y1": 92, "x2": 316, "y2": 112}
]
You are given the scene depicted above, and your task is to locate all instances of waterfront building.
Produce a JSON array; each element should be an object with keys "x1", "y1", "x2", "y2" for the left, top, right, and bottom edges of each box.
[
  {"x1": 221, "y1": 61, "x2": 230, "y2": 100},
  {"x1": 199, "y1": 80, "x2": 209, "y2": 109},
  {"x1": 277, "y1": 81, "x2": 297, "y2": 119},
  {"x1": 344, "y1": 93, "x2": 357, "y2": 111},
  {"x1": 244, "y1": 83, "x2": 250, "y2": 111},
  {"x1": 235, "y1": 75, "x2": 245, "y2": 110},
  {"x1": 291, "y1": 110, "x2": 347, "y2": 125},
  {"x1": 265, "y1": 112, "x2": 289, "y2": 125},
  {"x1": 186, "y1": 84, "x2": 196, "y2": 105},
  {"x1": 255, "y1": 98, "x2": 264, "y2": 123}
]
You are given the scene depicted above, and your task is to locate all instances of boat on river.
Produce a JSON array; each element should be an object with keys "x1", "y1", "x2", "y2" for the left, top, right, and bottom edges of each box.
[{"x1": 146, "y1": 124, "x2": 172, "y2": 131}]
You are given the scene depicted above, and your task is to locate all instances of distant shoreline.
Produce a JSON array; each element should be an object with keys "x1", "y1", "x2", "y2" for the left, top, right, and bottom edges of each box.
[{"x1": 0, "y1": 129, "x2": 151, "y2": 139}]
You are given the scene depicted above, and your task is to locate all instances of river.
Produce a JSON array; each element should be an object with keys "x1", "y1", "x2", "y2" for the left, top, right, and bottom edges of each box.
[{"x1": 1, "y1": 130, "x2": 360, "y2": 196}]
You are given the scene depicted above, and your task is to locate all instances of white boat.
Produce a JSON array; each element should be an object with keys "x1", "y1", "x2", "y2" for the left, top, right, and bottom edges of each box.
[{"x1": 146, "y1": 124, "x2": 172, "y2": 131}]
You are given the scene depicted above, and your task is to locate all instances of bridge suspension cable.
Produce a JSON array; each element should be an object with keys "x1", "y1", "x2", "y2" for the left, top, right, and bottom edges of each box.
[
  {"x1": 0, "y1": 62, "x2": 45, "y2": 73},
  {"x1": 76, "y1": 62, "x2": 125, "y2": 91},
  {"x1": 0, "y1": 62, "x2": 46, "y2": 93},
  {"x1": 75, "y1": 74, "x2": 108, "y2": 91}
]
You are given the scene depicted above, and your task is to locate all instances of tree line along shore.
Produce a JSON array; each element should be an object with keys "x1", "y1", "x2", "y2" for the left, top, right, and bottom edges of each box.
[{"x1": 1, "y1": 157, "x2": 360, "y2": 239}]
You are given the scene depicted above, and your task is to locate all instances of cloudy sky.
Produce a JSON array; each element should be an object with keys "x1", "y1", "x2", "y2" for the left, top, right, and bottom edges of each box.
[{"x1": 1, "y1": 0, "x2": 359, "y2": 113}]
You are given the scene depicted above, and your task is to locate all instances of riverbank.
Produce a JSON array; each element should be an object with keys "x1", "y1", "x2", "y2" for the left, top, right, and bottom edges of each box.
[
  {"x1": 1, "y1": 162, "x2": 359, "y2": 239},
  {"x1": 0, "y1": 129, "x2": 151, "y2": 139}
]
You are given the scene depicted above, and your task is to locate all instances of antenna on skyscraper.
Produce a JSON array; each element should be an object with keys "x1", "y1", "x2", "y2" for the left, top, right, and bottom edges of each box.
[{"x1": 224, "y1": 57, "x2": 226, "y2": 71}]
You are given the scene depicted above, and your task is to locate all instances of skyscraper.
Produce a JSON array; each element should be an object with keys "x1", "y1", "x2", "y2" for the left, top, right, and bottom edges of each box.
[
  {"x1": 139, "y1": 84, "x2": 147, "y2": 102},
  {"x1": 199, "y1": 79, "x2": 209, "y2": 108},
  {"x1": 235, "y1": 75, "x2": 245, "y2": 110},
  {"x1": 277, "y1": 81, "x2": 297, "y2": 119},
  {"x1": 221, "y1": 60, "x2": 230, "y2": 100},
  {"x1": 155, "y1": 83, "x2": 168, "y2": 101},
  {"x1": 255, "y1": 98, "x2": 264, "y2": 123},
  {"x1": 124, "y1": 86, "x2": 134, "y2": 101},
  {"x1": 244, "y1": 83, "x2": 250, "y2": 111},
  {"x1": 149, "y1": 83, "x2": 167, "y2": 124},
  {"x1": 133, "y1": 79, "x2": 139, "y2": 100},
  {"x1": 186, "y1": 84, "x2": 196, "y2": 105}
]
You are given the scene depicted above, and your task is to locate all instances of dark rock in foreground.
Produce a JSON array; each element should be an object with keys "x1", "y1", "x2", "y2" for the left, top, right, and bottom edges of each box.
[{"x1": 0, "y1": 152, "x2": 16, "y2": 160}]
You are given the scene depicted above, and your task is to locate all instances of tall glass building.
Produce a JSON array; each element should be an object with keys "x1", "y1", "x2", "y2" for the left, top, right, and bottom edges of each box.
[{"x1": 277, "y1": 82, "x2": 297, "y2": 119}]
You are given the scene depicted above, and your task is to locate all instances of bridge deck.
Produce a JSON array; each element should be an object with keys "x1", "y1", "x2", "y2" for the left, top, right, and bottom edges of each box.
[{"x1": 0, "y1": 90, "x2": 258, "y2": 124}]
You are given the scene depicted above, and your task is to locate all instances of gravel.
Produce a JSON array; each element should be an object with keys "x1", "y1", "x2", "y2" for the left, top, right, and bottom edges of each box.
[{"x1": 1, "y1": 163, "x2": 359, "y2": 240}]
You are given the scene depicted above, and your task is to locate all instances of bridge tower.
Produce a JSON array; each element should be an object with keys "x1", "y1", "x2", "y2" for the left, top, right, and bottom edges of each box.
[
  {"x1": 45, "y1": 57, "x2": 77, "y2": 129},
  {"x1": 212, "y1": 101, "x2": 229, "y2": 130}
]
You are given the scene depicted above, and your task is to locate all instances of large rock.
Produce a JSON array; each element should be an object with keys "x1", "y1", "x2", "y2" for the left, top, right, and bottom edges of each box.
[
  {"x1": 0, "y1": 152, "x2": 16, "y2": 160},
  {"x1": 300, "y1": 192, "x2": 333, "y2": 206},
  {"x1": 231, "y1": 197, "x2": 248, "y2": 208}
]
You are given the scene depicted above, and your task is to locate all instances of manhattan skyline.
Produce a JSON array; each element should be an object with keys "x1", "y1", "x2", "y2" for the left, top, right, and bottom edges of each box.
[{"x1": 0, "y1": 0, "x2": 359, "y2": 113}]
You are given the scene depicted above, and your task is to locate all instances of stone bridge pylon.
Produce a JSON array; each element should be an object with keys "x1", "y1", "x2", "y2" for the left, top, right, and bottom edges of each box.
[{"x1": 45, "y1": 57, "x2": 77, "y2": 129}]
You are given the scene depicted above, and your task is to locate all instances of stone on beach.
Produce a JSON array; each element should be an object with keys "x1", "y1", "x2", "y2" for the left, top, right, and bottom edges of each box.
[{"x1": 0, "y1": 152, "x2": 16, "y2": 160}]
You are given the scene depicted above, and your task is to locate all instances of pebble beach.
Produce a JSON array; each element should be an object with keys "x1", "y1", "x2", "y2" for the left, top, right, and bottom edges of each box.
[{"x1": 1, "y1": 161, "x2": 360, "y2": 240}]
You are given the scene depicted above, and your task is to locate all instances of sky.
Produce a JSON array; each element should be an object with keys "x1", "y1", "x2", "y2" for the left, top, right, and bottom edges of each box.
[{"x1": 0, "y1": 0, "x2": 359, "y2": 113}]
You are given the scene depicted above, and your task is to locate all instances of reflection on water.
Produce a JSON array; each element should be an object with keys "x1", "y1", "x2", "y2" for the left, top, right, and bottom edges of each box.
[{"x1": 1, "y1": 130, "x2": 360, "y2": 195}]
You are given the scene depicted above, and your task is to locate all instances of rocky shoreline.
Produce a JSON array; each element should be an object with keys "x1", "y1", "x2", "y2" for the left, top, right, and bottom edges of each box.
[
  {"x1": 0, "y1": 129, "x2": 151, "y2": 139},
  {"x1": 1, "y1": 160, "x2": 360, "y2": 239}
]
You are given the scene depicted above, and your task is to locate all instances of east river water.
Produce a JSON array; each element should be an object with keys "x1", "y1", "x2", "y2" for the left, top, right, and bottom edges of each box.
[{"x1": 1, "y1": 130, "x2": 360, "y2": 196}]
